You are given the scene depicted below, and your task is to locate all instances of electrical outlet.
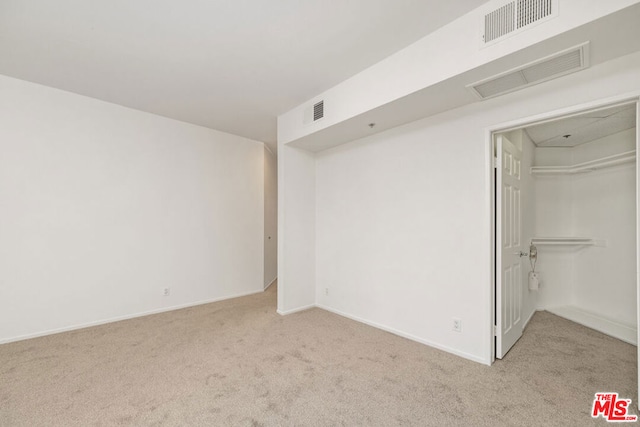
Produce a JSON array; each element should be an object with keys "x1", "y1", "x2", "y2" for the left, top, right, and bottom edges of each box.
[
  {"x1": 453, "y1": 318, "x2": 462, "y2": 333},
  {"x1": 163, "y1": 287, "x2": 170, "y2": 297}
]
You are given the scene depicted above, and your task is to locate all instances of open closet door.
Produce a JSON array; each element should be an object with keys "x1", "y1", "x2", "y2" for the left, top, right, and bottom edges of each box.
[{"x1": 496, "y1": 134, "x2": 525, "y2": 359}]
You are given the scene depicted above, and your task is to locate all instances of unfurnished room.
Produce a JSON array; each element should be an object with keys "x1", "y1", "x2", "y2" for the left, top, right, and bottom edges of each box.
[{"x1": 1, "y1": 1, "x2": 640, "y2": 426}]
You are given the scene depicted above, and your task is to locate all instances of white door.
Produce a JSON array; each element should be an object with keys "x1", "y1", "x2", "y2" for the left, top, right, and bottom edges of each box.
[{"x1": 496, "y1": 134, "x2": 524, "y2": 359}]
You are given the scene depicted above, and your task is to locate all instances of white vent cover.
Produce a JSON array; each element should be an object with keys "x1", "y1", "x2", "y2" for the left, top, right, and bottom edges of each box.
[
  {"x1": 313, "y1": 100, "x2": 324, "y2": 121},
  {"x1": 483, "y1": 0, "x2": 557, "y2": 45},
  {"x1": 484, "y1": 2, "x2": 516, "y2": 43},
  {"x1": 468, "y1": 42, "x2": 589, "y2": 100},
  {"x1": 303, "y1": 100, "x2": 325, "y2": 125}
]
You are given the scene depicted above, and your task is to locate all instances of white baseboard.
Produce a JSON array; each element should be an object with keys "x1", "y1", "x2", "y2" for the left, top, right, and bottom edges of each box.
[
  {"x1": 276, "y1": 303, "x2": 316, "y2": 316},
  {"x1": 0, "y1": 288, "x2": 264, "y2": 345},
  {"x1": 316, "y1": 304, "x2": 488, "y2": 365},
  {"x1": 264, "y1": 276, "x2": 277, "y2": 290},
  {"x1": 545, "y1": 305, "x2": 637, "y2": 345}
]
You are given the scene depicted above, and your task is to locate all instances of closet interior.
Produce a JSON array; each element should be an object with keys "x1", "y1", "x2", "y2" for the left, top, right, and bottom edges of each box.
[{"x1": 510, "y1": 103, "x2": 637, "y2": 344}]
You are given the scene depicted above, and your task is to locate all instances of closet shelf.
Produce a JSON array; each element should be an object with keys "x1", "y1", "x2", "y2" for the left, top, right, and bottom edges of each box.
[
  {"x1": 530, "y1": 150, "x2": 635, "y2": 175},
  {"x1": 531, "y1": 237, "x2": 596, "y2": 246}
]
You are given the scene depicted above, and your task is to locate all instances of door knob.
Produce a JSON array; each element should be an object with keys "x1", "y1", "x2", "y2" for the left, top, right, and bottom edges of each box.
[{"x1": 515, "y1": 251, "x2": 529, "y2": 257}]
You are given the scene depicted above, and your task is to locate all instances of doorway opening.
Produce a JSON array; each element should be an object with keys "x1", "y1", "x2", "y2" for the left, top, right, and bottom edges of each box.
[{"x1": 490, "y1": 98, "x2": 639, "y2": 364}]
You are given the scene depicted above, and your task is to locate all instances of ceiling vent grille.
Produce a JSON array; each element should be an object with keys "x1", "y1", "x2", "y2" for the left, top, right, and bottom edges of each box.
[
  {"x1": 303, "y1": 100, "x2": 325, "y2": 125},
  {"x1": 484, "y1": 3, "x2": 515, "y2": 43},
  {"x1": 483, "y1": 0, "x2": 557, "y2": 45},
  {"x1": 313, "y1": 100, "x2": 324, "y2": 121},
  {"x1": 517, "y1": 0, "x2": 553, "y2": 29},
  {"x1": 468, "y1": 42, "x2": 589, "y2": 100}
]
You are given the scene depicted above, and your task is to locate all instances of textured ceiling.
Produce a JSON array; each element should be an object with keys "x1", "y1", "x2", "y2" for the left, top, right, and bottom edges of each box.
[
  {"x1": 525, "y1": 104, "x2": 637, "y2": 147},
  {"x1": 0, "y1": 0, "x2": 488, "y2": 150}
]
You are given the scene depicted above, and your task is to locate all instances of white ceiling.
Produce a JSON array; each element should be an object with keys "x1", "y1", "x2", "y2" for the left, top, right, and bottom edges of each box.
[
  {"x1": 525, "y1": 103, "x2": 637, "y2": 147},
  {"x1": 288, "y1": 3, "x2": 640, "y2": 152},
  {"x1": 0, "y1": 0, "x2": 488, "y2": 151}
]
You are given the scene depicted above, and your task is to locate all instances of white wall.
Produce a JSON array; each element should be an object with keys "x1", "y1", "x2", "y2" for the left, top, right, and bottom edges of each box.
[
  {"x1": 309, "y1": 51, "x2": 640, "y2": 364},
  {"x1": 264, "y1": 146, "x2": 278, "y2": 288},
  {"x1": 574, "y1": 139, "x2": 636, "y2": 326},
  {"x1": 0, "y1": 75, "x2": 265, "y2": 343},
  {"x1": 533, "y1": 129, "x2": 637, "y2": 326},
  {"x1": 276, "y1": 145, "x2": 316, "y2": 314},
  {"x1": 533, "y1": 147, "x2": 576, "y2": 308}
]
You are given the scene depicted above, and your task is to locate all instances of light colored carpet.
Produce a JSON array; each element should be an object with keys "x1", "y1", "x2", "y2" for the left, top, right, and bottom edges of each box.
[{"x1": 0, "y1": 283, "x2": 636, "y2": 426}]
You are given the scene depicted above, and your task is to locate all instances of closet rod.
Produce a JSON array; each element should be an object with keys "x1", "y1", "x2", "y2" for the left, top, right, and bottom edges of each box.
[{"x1": 531, "y1": 237, "x2": 596, "y2": 246}]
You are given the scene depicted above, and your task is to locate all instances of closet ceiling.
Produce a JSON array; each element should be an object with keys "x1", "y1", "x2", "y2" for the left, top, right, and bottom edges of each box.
[{"x1": 525, "y1": 104, "x2": 637, "y2": 147}]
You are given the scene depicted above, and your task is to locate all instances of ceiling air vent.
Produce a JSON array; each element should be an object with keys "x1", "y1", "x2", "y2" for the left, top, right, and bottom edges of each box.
[
  {"x1": 303, "y1": 100, "x2": 325, "y2": 125},
  {"x1": 313, "y1": 100, "x2": 324, "y2": 121},
  {"x1": 482, "y1": 0, "x2": 557, "y2": 45},
  {"x1": 467, "y1": 42, "x2": 589, "y2": 100},
  {"x1": 517, "y1": 0, "x2": 553, "y2": 29},
  {"x1": 484, "y1": 2, "x2": 515, "y2": 43}
]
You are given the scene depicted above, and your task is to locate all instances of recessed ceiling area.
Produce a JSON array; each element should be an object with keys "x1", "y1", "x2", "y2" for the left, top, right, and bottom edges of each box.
[
  {"x1": 0, "y1": 0, "x2": 488, "y2": 150},
  {"x1": 524, "y1": 103, "x2": 637, "y2": 147}
]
